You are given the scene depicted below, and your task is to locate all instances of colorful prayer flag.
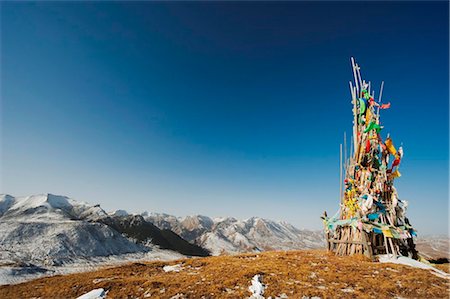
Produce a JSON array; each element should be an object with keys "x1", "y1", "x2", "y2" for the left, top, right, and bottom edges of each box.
[
  {"x1": 380, "y1": 102, "x2": 391, "y2": 109},
  {"x1": 364, "y1": 121, "x2": 382, "y2": 133}
]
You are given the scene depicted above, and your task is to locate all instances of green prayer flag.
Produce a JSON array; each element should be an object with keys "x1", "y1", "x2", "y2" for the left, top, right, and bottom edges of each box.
[
  {"x1": 364, "y1": 121, "x2": 382, "y2": 133},
  {"x1": 359, "y1": 98, "x2": 366, "y2": 115}
]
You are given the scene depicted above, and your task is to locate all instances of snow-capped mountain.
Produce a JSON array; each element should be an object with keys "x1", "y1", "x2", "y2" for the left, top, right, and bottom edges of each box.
[
  {"x1": 145, "y1": 213, "x2": 326, "y2": 255},
  {"x1": 0, "y1": 194, "x2": 146, "y2": 266},
  {"x1": 0, "y1": 194, "x2": 207, "y2": 269},
  {"x1": 0, "y1": 193, "x2": 107, "y2": 221},
  {"x1": 0, "y1": 193, "x2": 324, "y2": 266}
]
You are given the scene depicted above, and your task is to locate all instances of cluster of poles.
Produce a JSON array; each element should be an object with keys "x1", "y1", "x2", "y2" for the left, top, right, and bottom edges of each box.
[{"x1": 323, "y1": 58, "x2": 418, "y2": 260}]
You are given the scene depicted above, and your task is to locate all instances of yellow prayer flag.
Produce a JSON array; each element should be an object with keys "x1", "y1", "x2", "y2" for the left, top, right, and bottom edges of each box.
[
  {"x1": 385, "y1": 137, "x2": 397, "y2": 156},
  {"x1": 365, "y1": 107, "x2": 373, "y2": 124},
  {"x1": 389, "y1": 169, "x2": 402, "y2": 180},
  {"x1": 382, "y1": 229, "x2": 393, "y2": 238}
]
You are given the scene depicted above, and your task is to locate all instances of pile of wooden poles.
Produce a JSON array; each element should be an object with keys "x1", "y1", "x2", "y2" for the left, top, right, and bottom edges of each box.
[{"x1": 323, "y1": 58, "x2": 418, "y2": 260}]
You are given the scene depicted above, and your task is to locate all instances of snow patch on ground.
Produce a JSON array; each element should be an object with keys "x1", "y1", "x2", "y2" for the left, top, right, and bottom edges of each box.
[
  {"x1": 76, "y1": 288, "x2": 106, "y2": 299},
  {"x1": 163, "y1": 263, "x2": 183, "y2": 272},
  {"x1": 248, "y1": 274, "x2": 265, "y2": 299},
  {"x1": 378, "y1": 254, "x2": 450, "y2": 279}
]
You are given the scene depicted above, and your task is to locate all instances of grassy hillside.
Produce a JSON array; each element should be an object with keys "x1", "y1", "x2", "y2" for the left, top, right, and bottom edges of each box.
[{"x1": 1, "y1": 250, "x2": 448, "y2": 298}]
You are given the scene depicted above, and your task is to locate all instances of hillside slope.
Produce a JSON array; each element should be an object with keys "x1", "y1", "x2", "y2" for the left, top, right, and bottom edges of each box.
[
  {"x1": 98, "y1": 215, "x2": 209, "y2": 257},
  {"x1": 1, "y1": 250, "x2": 448, "y2": 299}
]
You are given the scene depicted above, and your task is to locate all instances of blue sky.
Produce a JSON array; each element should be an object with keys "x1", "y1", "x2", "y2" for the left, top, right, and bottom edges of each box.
[{"x1": 1, "y1": 2, "x2": 448, "y2": 234}]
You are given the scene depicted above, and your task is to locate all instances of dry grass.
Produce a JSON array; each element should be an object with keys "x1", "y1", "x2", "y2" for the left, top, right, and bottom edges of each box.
[{"x1": 1, "y1": 250, "x2": 448, "y2": 298}]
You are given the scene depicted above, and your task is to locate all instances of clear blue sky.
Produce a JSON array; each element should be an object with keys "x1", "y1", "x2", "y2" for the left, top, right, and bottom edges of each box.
[{"x1": 1, "y1": 2, "x2": 448, "y2": 234}]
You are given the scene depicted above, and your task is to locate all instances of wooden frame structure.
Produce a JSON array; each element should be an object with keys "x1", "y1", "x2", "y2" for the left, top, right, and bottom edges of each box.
[{"x1": 322, "y1": 58, "x2": 418, "y2": 260}]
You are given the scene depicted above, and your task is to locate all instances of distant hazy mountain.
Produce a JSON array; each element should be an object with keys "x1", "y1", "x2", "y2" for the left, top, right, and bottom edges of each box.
[
  {"x1": 415, "y1": 236, "x2": 450, "y2": 259},
  {"x1": 0, "y1": 194, "x2": 208, "y2": 267},
  {"x1": 145, "y1": 213, "x2": 326, "y2": 255}
]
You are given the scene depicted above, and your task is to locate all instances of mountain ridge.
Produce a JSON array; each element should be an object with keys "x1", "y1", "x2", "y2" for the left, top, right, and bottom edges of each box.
[
  {"x1": 144, "y1": 212, "x2": 326, "y2": 255},
  {"x1": 0, "y1": 194, "x2": 208, "y2": 268}
]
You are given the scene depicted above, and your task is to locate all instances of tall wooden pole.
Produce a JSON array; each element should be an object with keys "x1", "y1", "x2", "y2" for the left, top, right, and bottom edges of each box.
[
  {"x1": 351, "y1": 57, "x2": 359, "y2": 96},
  {"x1": 378, "y1": 81, "x2": 385, "y2": 103},
  {"x1": 376, "y1": 81, "x2": 384, "y2": 121},
  {"x1": 344, "y1": 132, "x2": 347, "y2": 178},
  {"x1": 339, "y1": 143, "x2": 343, "y2": 217}
]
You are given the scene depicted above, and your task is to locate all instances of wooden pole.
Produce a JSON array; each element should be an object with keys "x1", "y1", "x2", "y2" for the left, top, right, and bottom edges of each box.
[
  {"x1": 376, "y1": 81, "x2": 384, "y2": 120},
  {"x1": 356, "y1": 64, "x2": 363, "y2": 96},
  {"x1": 344, "y1": 132, "x2": 347, "y2": 178},
  {"x1": 351, "y1": 57, "x2": 359, "y2": 96},
  {"x1": 378, "y1": 81, "x2": 385, "y2": 103},
  {"x1": 339, "y1": 144, "x2": 343, "y2": 211},
  {"x1": 323, "y1": 211, "x2": 331, "y2": 251},
  {"x1": 361, "y1": 231, "x2": 374, "y2": 260}
]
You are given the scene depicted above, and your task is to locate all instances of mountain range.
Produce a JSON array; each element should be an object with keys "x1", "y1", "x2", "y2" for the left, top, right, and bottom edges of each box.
[
  {"x1": 144, "y1": 213, "x2": 325, "y2": 255},
  {"x1": 0, "y1": 194, "x2": 325, "y2": 266},
  {"x1": 0, "y1": 194, "x2": 206, "y2": 269},
  {"x1": 0, "y1": 193, "x2": 328, "y2": 285}
]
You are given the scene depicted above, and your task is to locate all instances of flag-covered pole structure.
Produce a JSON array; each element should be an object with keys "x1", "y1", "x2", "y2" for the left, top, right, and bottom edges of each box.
[{"x1": 322, "y1": 58, "x2": 418, "y2": 260}]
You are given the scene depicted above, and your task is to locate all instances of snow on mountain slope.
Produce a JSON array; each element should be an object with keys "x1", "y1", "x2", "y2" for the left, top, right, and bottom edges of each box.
[
  {"x1": 0, "y1": 194, "x2": 147, "y2": 266},
  {"x1": 0, "y1": 219, "x2": 145, "y2": 266},
  {"x1": 0, "y1": 194, "x2": 212, "y2": 268},
  {"x1": 0, "y1": 194, "x2": 189, "y2": 285},
  {"x1": 0, "y1": 194, "x2": 107, "y2": 221},
  {"x1": 145, "y1": 214, "x2": 326, "y2": 255},
  {"x1": 109, "y1": 209, "x2": 129, "y2": 217}
]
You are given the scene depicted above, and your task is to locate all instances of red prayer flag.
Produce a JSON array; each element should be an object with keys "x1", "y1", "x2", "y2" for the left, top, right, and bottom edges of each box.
[
  {"x1": 380, "y1": 102, "x2": 391, "y2": 109},
  {"x1": 365, "y1": 139, "x2": 371, "y2": 153}
]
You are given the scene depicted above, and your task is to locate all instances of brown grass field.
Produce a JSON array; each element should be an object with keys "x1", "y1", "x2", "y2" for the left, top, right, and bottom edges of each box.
[{"x1": 0, "y1": 250, "x2": 448, "y2": 299}]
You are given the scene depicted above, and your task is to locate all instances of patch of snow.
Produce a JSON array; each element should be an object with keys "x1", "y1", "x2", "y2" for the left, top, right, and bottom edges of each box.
[
  {"x1": 378, "y1": 254, "x2": 450, "y2": 279},
  {"x1": 1, "y1": 194, "x2": 107, "y2": 221},
  {"x1": 76, "y1": 288, "x2": 106, "y2": 299},
  {"x1": 163, "y1": 263, "x2": 183, "y2": 272},
  {"x1": 248, "y1": 274, "x2": 265, "y2": 299}
]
